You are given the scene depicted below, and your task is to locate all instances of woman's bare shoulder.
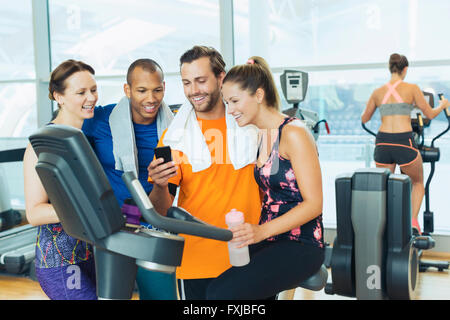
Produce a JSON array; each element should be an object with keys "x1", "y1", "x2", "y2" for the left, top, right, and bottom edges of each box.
[
  {"x1": 370, "y1": 85, "x2": 387, "y2": 103},
  {"x1": 375, "y1": 84, "x2": 388, "y2": 94},
  {"x1": 400, "y1": 81, "x2": 418, "y2": 89},
  {"x1": 283, "y1": 120, "x2": 315, "y2": 146}
]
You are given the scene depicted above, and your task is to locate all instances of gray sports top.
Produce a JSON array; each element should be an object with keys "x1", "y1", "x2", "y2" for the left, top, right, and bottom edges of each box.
[
  {"x1": 378, "y1": 80, "x2": 414, "y2": 117},
  {"x1": 378, "y1": 103, "x2": 414, "y2": 117}
]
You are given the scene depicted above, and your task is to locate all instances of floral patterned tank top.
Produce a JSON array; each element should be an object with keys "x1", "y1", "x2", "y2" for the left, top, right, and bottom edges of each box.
[{"x1": 254, "y1": 117, "x2": 324, "y2": 248}]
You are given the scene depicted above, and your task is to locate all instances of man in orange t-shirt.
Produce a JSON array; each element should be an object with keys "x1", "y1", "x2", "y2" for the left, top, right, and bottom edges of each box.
[{"x1": 148, "y1": 46, "x2": 261, "y2": 300}]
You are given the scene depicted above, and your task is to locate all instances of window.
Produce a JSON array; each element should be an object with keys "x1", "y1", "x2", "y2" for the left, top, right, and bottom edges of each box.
[
  {"x1": 49, "y1": 0, "x2": 220, "y2": 106},
  {"x1": 0, "y1": 83, "x2": 37, "y2": 138},
  {"x1": 234, "y1": 0, "x2": 450, "y2": 232},
  {"x1": 234, "y1": 0, "x2": 450, "y2": 67},
  {"x1": 0, "y1": 0, "x2": 36, "y2": 137}
]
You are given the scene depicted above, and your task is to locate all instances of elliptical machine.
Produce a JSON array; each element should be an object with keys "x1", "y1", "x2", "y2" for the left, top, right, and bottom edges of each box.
[
  {"x1": 410, "y1": 93, "x2": 450, "y2": 272},
  {"x1": 362, "y1": 92, "x2": 450, "y2": 272}
]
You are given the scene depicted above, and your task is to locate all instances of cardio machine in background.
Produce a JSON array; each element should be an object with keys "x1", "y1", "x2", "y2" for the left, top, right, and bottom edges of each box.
[
  {"x1": 325, "y1": 168, "x2": 435, "y2": 299},
  {"x1": 410, "y1": 93, "x2": 450, "y2": 272},
  {"x1": 280, "y1": 70, "x2": 330, "y2": 140},
  {"x1": 0, "y1": 148, "x2": 37, "y2": 276},
  {"x1": 361, "y1": 92, "x2": 450, "y2": 273},
  {"x1": 0, "y1": 148, "x2": 25, "y2": 231},
  {"x1": 272, "y1": 70, "x2": 331, "y2": 299},
  {"x1": 325, "y1": 92, "x2": 450, "y2": 300}
]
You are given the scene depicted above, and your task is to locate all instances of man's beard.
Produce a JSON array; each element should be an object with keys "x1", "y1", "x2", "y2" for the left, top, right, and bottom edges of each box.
[{"x1": 189, "y1": 87, "x2": 222, "y2": 113}]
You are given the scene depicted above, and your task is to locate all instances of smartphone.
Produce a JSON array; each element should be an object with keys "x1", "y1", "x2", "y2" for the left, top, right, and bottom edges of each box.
[{"x1": 154, "y1": 146, "x2": 172, "y2": 164}]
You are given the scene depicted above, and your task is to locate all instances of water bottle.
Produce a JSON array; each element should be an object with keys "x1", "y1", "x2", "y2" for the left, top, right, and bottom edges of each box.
[{"x1": 225, "y1": 209, "x2": 250, "y2": 267}]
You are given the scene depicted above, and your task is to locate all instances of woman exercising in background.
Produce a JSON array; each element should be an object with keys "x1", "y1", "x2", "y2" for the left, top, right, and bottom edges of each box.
[
  {"x1": 361, "y1": 53, "x2": 450, "y2": 235},
  {"x1": 23, "y1": 60, "x2": 98, "y2": 299}
]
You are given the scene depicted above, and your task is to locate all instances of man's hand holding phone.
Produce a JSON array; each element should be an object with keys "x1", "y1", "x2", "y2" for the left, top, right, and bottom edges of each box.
[{"x1": 148, "y1": 146, "x2": 178, "y2": 188}]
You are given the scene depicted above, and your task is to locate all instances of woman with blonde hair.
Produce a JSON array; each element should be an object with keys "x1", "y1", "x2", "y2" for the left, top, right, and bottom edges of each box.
[{"x1": 206, "y1": 56, "x2": 324, "y2": 299}]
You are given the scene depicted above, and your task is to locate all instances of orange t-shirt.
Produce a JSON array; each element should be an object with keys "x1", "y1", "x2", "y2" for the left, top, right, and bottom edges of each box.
[{"x1": 149, "y1": 117, "x2": 261, "y2": 279}]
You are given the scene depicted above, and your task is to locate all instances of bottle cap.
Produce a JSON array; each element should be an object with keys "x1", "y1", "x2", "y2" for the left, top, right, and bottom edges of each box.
[{"x1": 225, "y1": 208, "x2": 244, "y2": 224}]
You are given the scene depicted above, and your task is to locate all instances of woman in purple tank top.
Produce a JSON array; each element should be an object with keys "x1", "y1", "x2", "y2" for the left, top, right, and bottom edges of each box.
[
  {"x1": 23, "y1": 60, "x2": 98, "y2": 300},
  {"x1": 206, "y1": 56, "x2": 324, "y2": 300}
]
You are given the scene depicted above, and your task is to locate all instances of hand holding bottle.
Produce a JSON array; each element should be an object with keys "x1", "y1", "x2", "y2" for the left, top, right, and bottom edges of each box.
[{"x1": 225, "y1": 209, "x2": 250, "y2": 267}]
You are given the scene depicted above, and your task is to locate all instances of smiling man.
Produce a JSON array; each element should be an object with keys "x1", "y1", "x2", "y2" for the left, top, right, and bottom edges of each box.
[
  {"x1": 125, "y1": 61, "x2": 165, "y2": 124},
  {"x1": 82, "y1": 58, "x2": 176, "y2": 300},
  {"x1": 147, "y1": 46, "x2": 261, "y2": 300},
  {"x1": 83, "y1": 59, "x2": 169, "y2": 206}
]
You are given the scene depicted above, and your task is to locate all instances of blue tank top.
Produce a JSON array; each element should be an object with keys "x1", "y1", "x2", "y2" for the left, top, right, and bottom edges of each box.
[{"x1": 254, "y1": 117, "x2": 324, "y2": 248}]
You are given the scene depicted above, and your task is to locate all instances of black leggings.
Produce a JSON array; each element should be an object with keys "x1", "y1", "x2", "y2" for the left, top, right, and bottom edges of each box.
[{"x1": 206, "y1": 239, "x2": 324, "y2": 300}]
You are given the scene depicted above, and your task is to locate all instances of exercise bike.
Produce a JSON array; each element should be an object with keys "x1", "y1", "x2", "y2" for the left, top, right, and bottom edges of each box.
[{"x1": 325, "y1": 167, "x2": 436, "y2": 299}]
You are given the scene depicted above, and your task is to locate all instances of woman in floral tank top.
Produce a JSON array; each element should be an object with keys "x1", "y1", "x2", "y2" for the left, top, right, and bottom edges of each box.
[{"x1": 207, "y1": 56, "x2": 324, "y2": 300}]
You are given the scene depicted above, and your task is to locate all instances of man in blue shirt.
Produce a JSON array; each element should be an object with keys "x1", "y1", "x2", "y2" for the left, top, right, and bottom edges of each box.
[{"x1": 82, "y1": 59, "x2": 176, "y2": 300}]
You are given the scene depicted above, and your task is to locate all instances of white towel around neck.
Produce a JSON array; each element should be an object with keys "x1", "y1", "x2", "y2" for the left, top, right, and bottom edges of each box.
[
  {"x1": 109, "y1": 96, "x2": 174, "y2": 177},
  {"x1": 162, "y1": 102, "x2": 258, "y2": 173}
]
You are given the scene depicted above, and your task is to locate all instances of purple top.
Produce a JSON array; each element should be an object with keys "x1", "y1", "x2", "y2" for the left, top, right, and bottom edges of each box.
[{"x1": 35, "y1": 223, "x2": 93, "y2": 268}]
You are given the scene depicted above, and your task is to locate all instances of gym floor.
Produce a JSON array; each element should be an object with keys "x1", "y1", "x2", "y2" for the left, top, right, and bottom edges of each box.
[
  {"x1": 1, "y1": 251, "x2": 448, "y2": 300},
  {"x1": 297, "y1": 252, "x2": 450, "y2": 300}
]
